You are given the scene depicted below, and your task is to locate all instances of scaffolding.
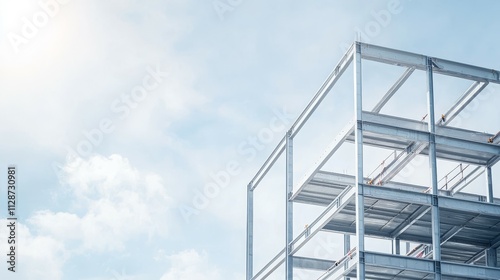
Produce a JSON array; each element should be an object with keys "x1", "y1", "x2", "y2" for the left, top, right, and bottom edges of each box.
[{"x1": 246, "y1": 42, "x2": 500, "y2": 280}]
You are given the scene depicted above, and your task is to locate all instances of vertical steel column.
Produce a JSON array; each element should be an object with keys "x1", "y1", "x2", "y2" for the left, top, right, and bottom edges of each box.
[
  {"x1": 486, "y1": 166, "x2": 493, "y2": 203},
  {"x1": 486, "y1": 166, "x2": 496, "y2": 267},
  {"x1": 354, "y1": 42, "x2": 365, "y2": 280},
  {"x1": 486, "y1": 248, "x2": 498, "y2": 267},
  {"x1": 344, "y1": 234, "x2": 351, "y2": 280},
  {"x1": 426, "y1": 57, "x2": 442, "y2": 280},
  {"x1": 392, "y1": 238, "x2": 401, "y2": 255},
  {"x1": 246, "y1": 183, "x2": 254, "y2": 280},
  {"x1": 285, "y1": 130, "x2": 294, "y2": 280}
]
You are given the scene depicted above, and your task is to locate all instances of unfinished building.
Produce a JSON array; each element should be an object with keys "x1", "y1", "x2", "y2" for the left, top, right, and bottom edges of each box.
[{"x1": 246, "y1": 42, "x2": 500, "y2": 279}]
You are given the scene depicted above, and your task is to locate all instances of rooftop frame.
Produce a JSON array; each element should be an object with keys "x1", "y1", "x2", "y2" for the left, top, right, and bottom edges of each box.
[{"x1": 246, "y1": 42, "x2": 500, "y2": 280}]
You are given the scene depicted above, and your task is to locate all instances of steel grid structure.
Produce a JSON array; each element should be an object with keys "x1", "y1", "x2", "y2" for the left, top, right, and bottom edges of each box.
[{"x1": 246, "y1": 42, "x2": 500, "y2": 280}]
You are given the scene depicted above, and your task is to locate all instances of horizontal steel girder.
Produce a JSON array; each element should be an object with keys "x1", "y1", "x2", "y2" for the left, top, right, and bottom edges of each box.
[
  {"x1": 364, "y1": 251, "x2": 500, "y2": 279},
  {"x1": 359, "y1": 42, "x2": 500, "y2": 83},
  {"x1": 360, "y1": 111, "x2": 499, "y2": 163},
  {"x1": 292, "y1": 256, "x2": 335, "y2": 271}
]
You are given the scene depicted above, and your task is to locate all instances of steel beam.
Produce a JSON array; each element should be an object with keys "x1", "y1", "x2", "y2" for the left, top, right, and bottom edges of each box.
[
  {"x1": 295, "y1": 170, "x2": 496, "y2": 206},
  {"x1": 372, "y1": 67, "x2": 415, "y2": 113},
  {"x1": 439, "y1": 81, "x2": 488, "y2": 126},
  {"x1": 435, "y1": 135, "x2": 500, "y2": 156},
  {"x1": 361, "y1": 111, "x2": 497, "y2": 146},
  {"x1": 292, "y1": 256, "x2": 334, "y2": 271},
  {"x1": 365, "y1": 252, "x2": 435, "y2": 273},
  {"x1": 486, "y1": 166, "x2": 494, "y2": 203},
  {"x1": 449, "y1": 166, "x2": 484, "y2": 195},
  {"x1": 393, "y1": 238, "x2": 401, "y2": 255},
  {"x1": 439, "y1": 196, "x2": 500, "y2": 216},
  {"x1": 365, "y1": 185, "x2": 500, "y2": 219},
  {"x1": 362, "y1": 184, "x2": 432, "y2": 205},
  {"x1": 390, "y1": 206, "x2": 430, "y2": 238},
  {"x1": 286, "y1": 131, "x2": 293, "y2": 280},
  {"x1": 486, "y1": 248, "x2": 498, "y2": 267},
  {"x1": 324, "y1": 223, "x2": 490, "y2": 247},
  {"x1": 363, "y1": 251, "x2": 500, "y2": 279},
  {"x1": 466, "y1": 249, "x2": 486, "y2": 265},
  {"x1": 361, "y1": 114, "x2": 500, "y2": 159},
  {"x1": 246, "y1": 183, "x2": 254, "y2": 280},
  {"x1": 441, "y1": 261, "x2": 500, "y2": 279},
  {"x1": 427, "y1": 57, "x2": 441, "y2": 280},
  {"x1": 354, "y1": 42, "x2": 365, "y2": 280},
  {"x1": 441, "y1": 225, "x2": 464, "y2": 245},
  {"x1": 359, "y1": 42, "x2": 500, "y2": 83},
  {"x1": 344, "y1": 234, "x2": 351, "y2": 280},
  {"x1": 369, "y1": 142, "x2": 425, "y2": 186}
]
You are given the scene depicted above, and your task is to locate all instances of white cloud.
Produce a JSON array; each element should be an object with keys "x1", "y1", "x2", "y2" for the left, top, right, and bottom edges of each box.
[
  {"x1": 29, "y1": 154, "x2": 172, "y2": 253},
  {"x1": 0, "y1": 220, "x2": 68, "y2": 280},
  {"x1": 160, "y1": 249, "x2": 220, "y2": 280}
]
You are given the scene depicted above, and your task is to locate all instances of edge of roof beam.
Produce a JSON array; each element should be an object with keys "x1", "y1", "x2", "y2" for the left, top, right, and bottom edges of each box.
[{"x1": 359, "y1": 42, "x2": 500, "y2": 83}]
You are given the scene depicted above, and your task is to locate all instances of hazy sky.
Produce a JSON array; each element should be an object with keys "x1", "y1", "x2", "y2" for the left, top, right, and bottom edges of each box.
[{"x1": 1, "y1": 1, "x2": 500, "y2": 279}]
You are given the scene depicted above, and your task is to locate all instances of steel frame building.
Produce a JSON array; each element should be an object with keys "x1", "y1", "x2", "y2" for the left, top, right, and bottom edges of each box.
[{"x1": 246, "y1": 42, "x2": 500, "y2": 279}]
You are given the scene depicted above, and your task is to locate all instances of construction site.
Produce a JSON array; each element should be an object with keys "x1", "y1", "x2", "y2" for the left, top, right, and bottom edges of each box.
[{"x1": 246, "y1": 42, "x2": 500, "y2": 279}]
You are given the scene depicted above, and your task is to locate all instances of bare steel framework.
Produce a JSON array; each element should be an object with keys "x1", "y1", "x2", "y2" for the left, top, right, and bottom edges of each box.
[{"x1": 246, "y1": 42, "x2": 500, "y2": 280}]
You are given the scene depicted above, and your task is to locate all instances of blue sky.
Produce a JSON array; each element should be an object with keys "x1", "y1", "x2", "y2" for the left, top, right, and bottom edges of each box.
[{"x1": 0, "y1": 1, "x2": 500, "y2": 279}]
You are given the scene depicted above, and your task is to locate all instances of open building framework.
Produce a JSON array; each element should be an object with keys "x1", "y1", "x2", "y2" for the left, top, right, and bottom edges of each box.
[{"x1": 246, "y1": 42, "x2": 500, "y2": 280}]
